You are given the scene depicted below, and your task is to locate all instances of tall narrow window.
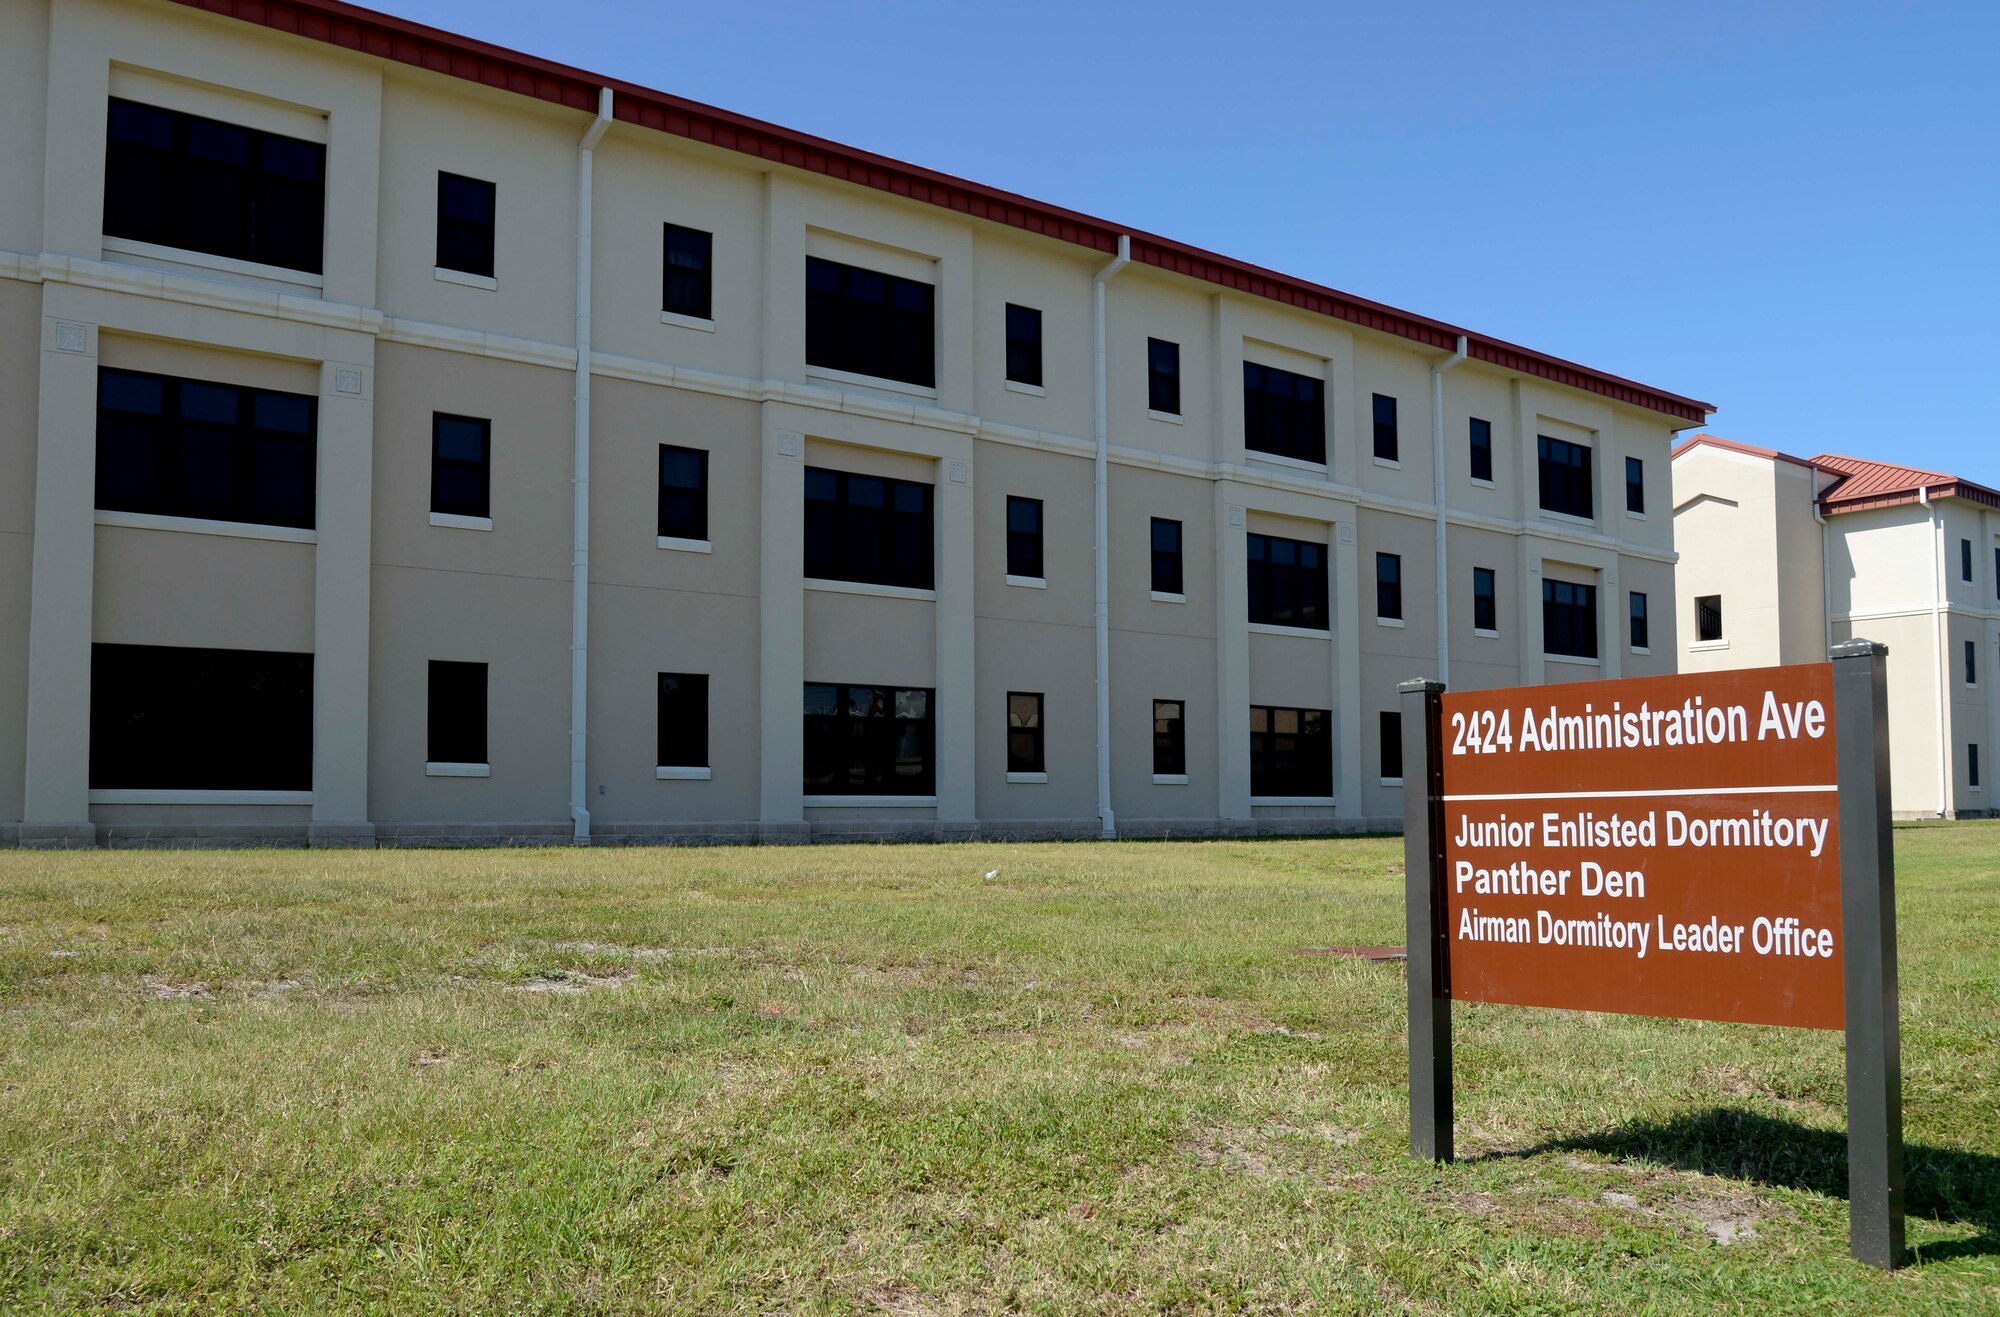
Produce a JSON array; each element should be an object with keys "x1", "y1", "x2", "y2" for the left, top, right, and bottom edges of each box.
[
  {"x1": 1243, "y1": 362, "x2": 1325, "y2": 464},
  {"x1": 802, "y1": 684, "x2": 935, "y2": 795},
  {"x1": 1005, "y1": 304, "x2": 1043, "y2": 387},
  {"x1": 1246, "y1": 533, "x2": 1328, "y2": 630},
  {"x1": 436, "y1": 172, "x2": 496, "y2": 278},
  {"x1": 1469, "y1": 417, "x2": 1493, "y2": 482},
  {"x1": 803, "y1": 467, "x2": 934, "y2": 590},
  {"x1": 805, "y1": 256, "x2": 935, "y2": 388},
  {"x1": 103, "y1": 98, "x2": 327, "y2": 275},
  {"x1": 89, "y1": 643, "x2": 313, "y2": 790},
  {"x1": 1151, "y1": 518, "x2": 1184, "y2": 595},
  {"x1": 1379, "y1": 711, "x2": 1404, "y2": 781},
  {"x1": 427, "y1": 660, "x2": 488, "y2": 767},
  {"x1": 1967, "y1": 639, "x2": 1978, "y2": 686},
  {"x1": 1007, "y1": 692, "x2": 1045, "y2": 773},
  {"x1": 1537, "y1": 435, "x2": 1593, "y2": 518},
  {"x1": 1147, "y1": 338, "x2": 1180, "y2": 415},
  {"x1": 1249, "y1": 706, "x2": 1332, "y2": 797},
  {"x1": 658, "y1": 445, "x2": 709, "y2": 542},
  {"x1": 430, "y1": 414, "x2": 491, "y2": 520},
  {"x1": 1473, "y1": 567, "x2": 1497, "y2": 632},
  {"x1": 1153, "y1": 700, "x2": 1185, "y2": 776},
  {"x1": 96, "y1": 367, "x2": 317, "y2": 530},
  {"x1": 1626, "y1": 456, "x2": 1646, "y2": 514},
  {"x1": 1630, "y1": 592, "x2": 1650, "y2": 650},
  {"x1": 657, "y1": 673, "x2": 709, "y2": 769},
  {"x1": 1372, "y1": 394, "x2": 1399, "y2": 462},
  {"x1": 1696, "y1": 594, "x2": 1724, "y2": 643},
  {"x1": 663, "y1": 224, "x2": 713, "y2": 320},
  {"x1": 1973, "y1": 744, "x2": 1983, "y2": 790},
  {"x1": 1376, "y1": 552, "x2": 1402, "y2": 621},
  {"x1": 1006, "y1": 496, "x2": 1044, "y2": 580},
  {"x1": 1542, "y1": 580, "x2": 1598, "y2": 659},
  {"x1": 1962, "y1": 539, "x2": 1974, "y2": 584}
]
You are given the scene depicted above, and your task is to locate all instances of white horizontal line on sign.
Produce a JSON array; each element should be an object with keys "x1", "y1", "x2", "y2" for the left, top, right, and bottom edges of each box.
[{"x1": 1444, "y1": 784, "x2": 1838, "y2": 803}]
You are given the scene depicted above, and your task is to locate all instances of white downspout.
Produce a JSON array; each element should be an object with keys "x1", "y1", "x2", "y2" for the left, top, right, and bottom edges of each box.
[
  {"x1": 1814, "y1": 503, "x2": 1832, "y2": 658},
  {"x1": 569, "y1": 87, "x2": 613, "y2": 842},
  {"x1": 1091, "y1": 234, "x2": 1130, "y2": 838},
  {"x1": 1922, "y1": 487, "x2": 1949, "y2": 818},
  {"x1": 1430, "y1": 335, "x2": 1467, "y2": 685}
]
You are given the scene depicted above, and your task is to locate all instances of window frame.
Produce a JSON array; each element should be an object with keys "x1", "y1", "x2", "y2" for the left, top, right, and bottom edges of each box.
[
  {"x1": 1696, "y1": 594, "x2": 1724, "y2": 643},
  {"x1": 435, "y1": 171, "x2": 496, "y2": 279},
  {"x1": 803, "y1": 466, "x2": 935, "y2": 590},
  {"x1": 1537, "y1": 434, "x2": 1594, "y2": 519},
  {"x1": 1542, "y1": 579, "x2": 1599, "y2": 660},
  {"x1": 802, "y1": 682, "x2": 936, "y2": 796},
  {"x1": 430, "y1": 412, "x2": 491, "y2": 520},
  {"x1": 1005, "y1": 303, "x2": 1043, "y2": 388},
  {"x1": 1372, "y1": 393, "x2": 1399, "y2": 462},
  {"x1": 1472, "y1": 566, "x2": 1497, "y2": 633},
  {"x1": 1151, "y1": 517, "x2": 1184, "y2": 595},
  {"x1": 1147, "y1": 338, "x2": 1181, "y2": 415},
  {"x1": 804, "y1": 255, "x2": 936, "y2": 389},
  {"x1": 1006, "y1": 495, "x2": 1045, "y2": 580},
  {"x1": 658, "y1": 444, "x2": 709, "y2": 542},
  {"x1": 1152, "y1": 699, "x2": 1186, "y2": 777},
  {"x1": 427, "y1": 659, "x2": 489, "y2": 766},
  {"x1": 1468, "y1": 417, "x2": 1493, "y2": 482},
  {"x1": 1242, "y1": 361, "x2": 1326, "y2": 465},
  {"x1": 1246, "y1": 532, "x2": 1329, "y2": 630},
  {"x1": 1249, "y1": 704, "x2": 1333, "y2": 798},
  {"x1": 663, "y1": 223, "x2": 713, "y2": 321},
  {"x1": 1376, "y1": 552, "x2": 1403, "y2": 622},
  {"x1": 95, "y1": 366, "x2": 318, "y2": 531},
  {"x1": 1007, "y1": 691, "x2": 1045, "y2": 774},
  {"x1": 656, "y1": 672, "x2": 710, "y2": 769}
]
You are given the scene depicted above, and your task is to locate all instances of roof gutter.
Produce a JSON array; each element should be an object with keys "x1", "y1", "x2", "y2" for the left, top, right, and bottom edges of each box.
[
  {"x1": 1091, "y1": 234, "x2": 1131, "y2": 839},
  {"x1": 1431, "y1": 335, "x2": 1467, "y2": 685},
  {"x1": 569, "y1": 87, "x2": 613, "y2": 842}
]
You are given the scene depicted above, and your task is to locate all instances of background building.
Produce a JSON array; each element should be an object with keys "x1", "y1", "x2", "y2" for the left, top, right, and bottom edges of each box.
[
  {"x1": 1673, "y1": 434, "x2": 2000, "y2": 818},
  {"x1": 1, "y1": 0, "x2": 1708, "y2": 847}
]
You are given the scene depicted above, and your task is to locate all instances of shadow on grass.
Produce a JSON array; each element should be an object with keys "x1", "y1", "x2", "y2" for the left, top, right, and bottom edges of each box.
[{"x1": 1475, "y1": 1107, "x2": 1999, "y2": 1264}]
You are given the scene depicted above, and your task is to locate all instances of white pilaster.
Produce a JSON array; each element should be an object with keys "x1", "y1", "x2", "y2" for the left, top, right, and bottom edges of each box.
[
  {"x1": 1332, "y1": 516, "x2": 1364, "y2": 820},
  {"x1": 311, "y1": 353, "x2": 375, "y2": 842},
  {"x1": 933, "y1": 448, "x2": 975, "y2": 826},
  {"x1": 759, "y1": 414, "x2": 805, "y2": 829},
  {"x1": 1214, "y1": 484, "x2": 1251, "y2": 822}
]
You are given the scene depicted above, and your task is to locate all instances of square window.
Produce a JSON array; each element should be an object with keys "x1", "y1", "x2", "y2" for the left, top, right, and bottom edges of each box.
[
  {"x1": 802, "y1": 682, "x2": 936, "y2": 795},
  {"x1": 427, "y1": 659, "x2": 488, "y2": 765},
  {"x1": 659, "y1": 444, "x2": 709, "y2": 540},
  {"x1": 1147, "y1": 338, "x2": 1180, "y2": 415},
  {"x1": 1469, "y1": 417, "x2": 1493, "y2": 482},
  {"x1": 1005, "y1": 303, "x2": 1042, "y2": 387},
  {"x1": 1537, "y1": 434, "x2": 1593, "y2": 519},
  {"x1": 1697, "y1": 594, "x2": 1723, "y2": 643},
  {"x1": 1006, "y1": 495, "x2": 1044, "y2": 579},
  {"x1": 1247, "y1": 533, "x2": 1328, "y2": 629},
  {"x1": 1249, "y1": 704, "x2": 1332, "y2": 796},
  {"x1": 1376, "y1": 552, "x2": 1402, "y2": 621},
  {"x1": 804, "y1": 466, "x2": 934, "y2": 589},
  {"x1": 430, "y1": 413, "x2": 491, "y2": 519},
  {"x1": 1151, "y1": 517, "x2": 1183, "y2": 594},
  {"x1": 1372, "y1": 394, "x2": 1398, "y2": 461},
  {"x1": 1153, "y1": 699, "x2": 1185, "y2": 776},
  {"x1": 664, "y1": 223, "x2": 713, "y2": 320},
  {"x1": 1542, "y1": 579, "x2": 1598, "y2": 659},
  {"x1": 1473, "y1": 567, "x2": 1496, "y2": 632},
  {"x1": 1007, "y1": 691, "x2": 1044, "y2": 773},
  {"x1": 657, "y1": 672, "x2": 709, "y2": 768},
  {"x1": 1243, "y1": 362, "x2": 1325, "y2": 464},
  {"x1": 436, "y1": 172, "x2": 496, "y2": 278}
]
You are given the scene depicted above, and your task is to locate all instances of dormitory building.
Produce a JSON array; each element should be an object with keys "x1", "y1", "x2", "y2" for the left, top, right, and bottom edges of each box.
[{"x1": 1, "y1": 0, "x2": 1712, "y2": 846}]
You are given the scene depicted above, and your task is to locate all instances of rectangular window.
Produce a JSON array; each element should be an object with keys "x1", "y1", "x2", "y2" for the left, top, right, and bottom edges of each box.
[
  {"x1": 1246, "y1": 532, "x2": 1329, "y2": 630},
  {"x1": 805, "y1": 256, "x2": 935, "y2": 388},
  {"x1": 427, "y1": 660, "x2": 488, "y2": 766},
  {"x1": 1006, "y1": 495, "x2": 1044, "y2": 579},
  {"x1": 663, "y1": 223, "x2": 713, "y2": 320},
  {"x1": 803, "y1": 683, "x2": 935, "y2": 795},
  {"x1": 1542, "y1": 579, "x2": 1599, "y2": 659},
  {"x1": 658, "y1": 445, "x2": 709, "y2": 541},
  {"x1": 1967, "y1": 639, "x2": 1978, "y2": 686},
  {"x1": 1697, "y1": 594, "x2": 1724, "y2": 643},
  {"x1": 1469, "y1": 417, "x2": 1493, "y2": 482},
  {"x1": 803, "y1": 466, "x2": 934, "y2": 590},
  {"x1": 436, "y1": 172, "x2": 496, "y2": 278},
  {"x1": 1243, "y1": 362, "x2": 1326, "y2": 464},
  {"x1": 1007, "y1": 692, "x2": 1044, "y2": 773},
  {"x1": 96, "y1": 367, "x2": 317, "y2": 529},
  {"x1": 1626, "y1": 456, "x2": 1646, "y2": 514},
  {"x1": 1147, "y1": 338, "x2": 1180, "y2": 415},
  {"x1": 1376, "y1": 552, "x2": 1403, "y2": 621},
  {"x1": 1473, "y1": 567, "x2": 1497, "y2": 632},
  {"x1": 1151, "y1": 518, "x2": 1184, "y2": 594},
  {"x1": 89, "y1": 642, "x2": 312, "y2": 790},
  {"x1": 430, "y1": 413, "x2": 491, "y2": 519},
  {"x1": 1537, "y1": 434, "x2": 1594, "y2": 519},
  {"x1": 1005, "y1": 303, "x2": 1042, "y2": 387},
  {"x1": 1380, "y1": 710, "x2": 1404, "y2": 781},
  {"x1": 1153, "y1": 700, "x2": 1185, "y2": 776},
  {"x1": 1372, "y1": 394, "x2": 1399, "y2": 462},
  {"x1": 657, "y1": 672, "x2": 709, "y2": 769},
  {"x1": 1973, "y1": 743, "x2": 1983, "y2": 790},
  {"x1": 103, "y1": 97, "x2": 326, "y2": 275},
  {"x1": 1249, "y1": 705, "x2": 1332, "y2": 797},
  {"x1": 1962, "y1": 538, "x2": 1974, "y2": 584},
  {"x1": 1630, "y1": 591, "x2": 1650, "y2": 650}
]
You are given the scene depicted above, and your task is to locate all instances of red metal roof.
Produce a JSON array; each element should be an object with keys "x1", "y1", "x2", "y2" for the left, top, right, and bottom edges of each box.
[
  {"x1": 164, "y1": 0, "x2": 1714, "y2": 423},
  {"x1": 1810, "y1": 453, "x2": 2000, "y2": 513},
  {"x1": 1672, "y1": 433, "x2": 1817, "y2": 470}
]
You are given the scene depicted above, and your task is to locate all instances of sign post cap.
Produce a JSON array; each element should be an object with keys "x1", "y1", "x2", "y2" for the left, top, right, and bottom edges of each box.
[
  {"x1": 1398, "y1": 678, "x2": 1447, "y2": 695},
  {"x1": 1830, "y1": 638, "x2": 1889, "y2": 661}
]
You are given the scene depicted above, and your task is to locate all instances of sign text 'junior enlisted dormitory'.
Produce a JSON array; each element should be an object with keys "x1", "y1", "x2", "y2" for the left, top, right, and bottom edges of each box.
[{"x1": 1437, "y1": 666, "x2": 1844, "y2": 1029}]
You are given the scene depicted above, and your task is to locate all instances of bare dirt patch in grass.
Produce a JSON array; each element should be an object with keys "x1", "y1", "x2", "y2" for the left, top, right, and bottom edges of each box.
[
  {"x1": 141, "y1": 977, "x2": 212, "y2": 1000},
  {"x1": 510, "y1": 970, "x2": 634, "y2": 994}
]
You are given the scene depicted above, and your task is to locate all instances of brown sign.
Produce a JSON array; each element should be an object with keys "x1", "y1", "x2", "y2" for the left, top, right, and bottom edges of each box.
[{"x1": 1438, "y1": 664, "x2": 1843, "y2": 1029}]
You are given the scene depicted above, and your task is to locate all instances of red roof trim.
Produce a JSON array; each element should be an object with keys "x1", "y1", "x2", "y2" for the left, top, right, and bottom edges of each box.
[
  {"x1": 167, "y1": 0, "x2": 1714, "y2": 422},
  {"x1": 1671, "y1": 433, "x2": 1817, "y2": 470}
]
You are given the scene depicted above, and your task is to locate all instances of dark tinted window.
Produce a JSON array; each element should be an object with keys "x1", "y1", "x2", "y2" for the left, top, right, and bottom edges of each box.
[
  {"x1": 1473, "y1": 567, "x2": 1496, "y2": 632},
  {"x1": 436, "y1": 172, "x2": 496, "y2": 277},
  {"x1": 1469, "y1": 417, "x2": 1493, "y2": 482},
  {"x1": 1538, "y1": 435, "x2": 1593, "y2": 518},
  {"x1": 1372, "y1": 394, "x2": 1399, "y2": 461},
  {"x1": 1696, "y1": 594, "x2": 1723, "y2": 643},
  {"x1": 1967, "y1": 639, "x2": 1977, "y2": 686},
  {"x1": 1151, "y1": 518, "x2": 1183, "y2": 594},
  {"x1": 657, "y1": 672, "x2": 709, "y2": 768},
  {"x1": 96, "y1": 367, "x2": 316, "y2": 529},
  {"x1": 659, "y1": 445, "x2": 708, "y2": 541},
  {"x1": 1625, "y1": 456, "x2": 1646, "y2": 514},
  {"x1": 1962, "y1": 538, "x2": 1974, "y2": 584},
  {"x1": 1246, "y1": 533, "x2": 1328, "y2": 630},
  {"x1": 1972, "y1": 744, "x2": 1982, "y2": 790},
  {"x1": 1153, "y1": 700, "x2": 1185, "y2": 776},
  {"x1": 1542, "y1": 579, "x2": 1598, "y2": 659},
  {"x1": 803, "y1": 466, "x2": 934, "y2": 589},
  {"x1": 1007, "y1": 692, "x2": 1044, "y2": 773},
  {"x1": 663, "y1": 224, "x2": 712, "y2": 319},
  {"x1": 803, "y1": 683, "x2": 934, "y2": 795},
  {"x1": 430, "y1": 414, "x2": 490, "y2": 519},
  {"x1": 1380, "y1": 710, "x2": 1403, "y2": 780},
  {"x1": 805, "y1": 257, "x2": 935, "y2": 387},
  {"x1": 1006, "y1": 496, "x2": 1044, "y2": 579},
  {"x1": 103, "y1": 98, "x2": 326, "y2": 274},
  {"x1": 1005, "y1": 304, "x2": 1042, "y2": 387},
  {"x1": 1249, "y1": 705, "x2": 1332, "y2": 797},
  {"x1": 1630, "y1": 591, "x2": 1650, "y2": 650},
  {"x1": 1376, "y1": 552, "x2": 1402, "y2": 621},
  {"x1": 1147, "y1": 338, "x2": 1180, "y2": 415},
  {"x1": 89, "y1": 643, "x2": 312, "y2": 790},
  {"x1": 427, "y1": 660, "x2": 488, "y2": 764},
  {"x1": 1243, "y1": 362, "x2": 1325, "y2": 464}
]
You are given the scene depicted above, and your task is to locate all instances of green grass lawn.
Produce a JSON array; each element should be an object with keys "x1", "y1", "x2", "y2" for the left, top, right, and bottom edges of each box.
[{"x1": 0, "y1": 826, "x2": 1995, "y2": 1314}]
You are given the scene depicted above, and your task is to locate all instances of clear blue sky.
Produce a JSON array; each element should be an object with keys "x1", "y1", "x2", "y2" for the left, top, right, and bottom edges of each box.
[{"x1": 394, "y1": 0, "x2": 1996, "y2": 474}]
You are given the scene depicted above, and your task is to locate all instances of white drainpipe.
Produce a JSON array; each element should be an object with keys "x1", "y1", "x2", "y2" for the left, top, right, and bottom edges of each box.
[
  {"x1": 1921, "y1": 487, "x2": 1949, "y2": 818},
  {"x1": 569, "y1": 87, "x2": 613, "y2": 841},
  {"x1": 1091, "y1": 234, "x2": 1131, "y2": 838},
  {"x1": 1430, "y1": 335, "x2": 1468, "y2": 685}
]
